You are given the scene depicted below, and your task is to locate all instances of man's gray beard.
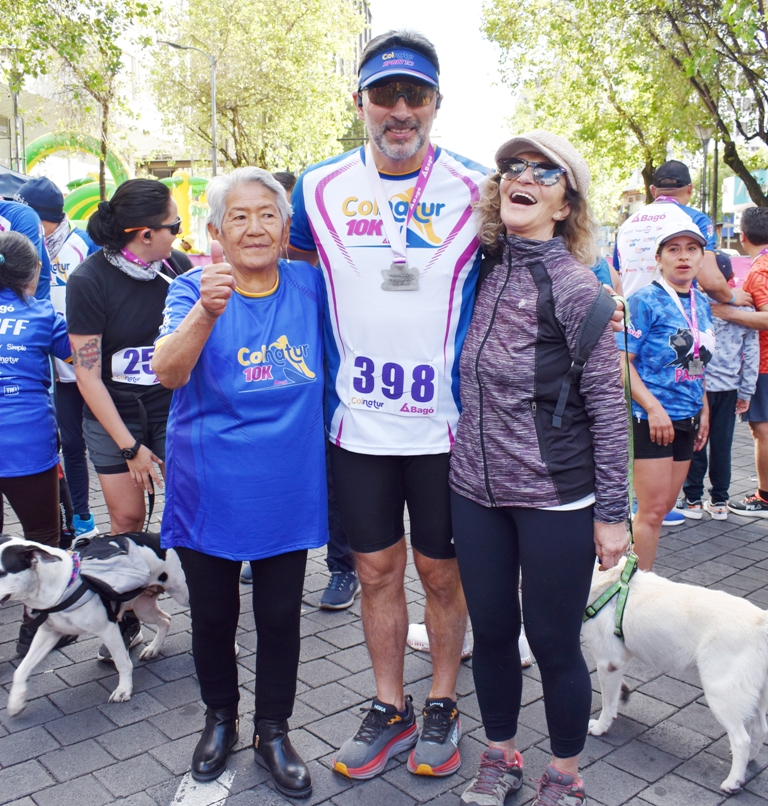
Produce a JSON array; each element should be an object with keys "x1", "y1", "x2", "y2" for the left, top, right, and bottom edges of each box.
[{"x1": 369, "y1": 120, "x2": 428, "y2": 162}]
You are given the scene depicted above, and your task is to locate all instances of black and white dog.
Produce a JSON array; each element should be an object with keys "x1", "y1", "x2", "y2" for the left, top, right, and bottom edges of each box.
[
  {"x1": 0, "y1": 533, "x2": 188, "y2": 716},
  {"x1": 583, "y1": 557, "x2": 768, "y2": 794}
]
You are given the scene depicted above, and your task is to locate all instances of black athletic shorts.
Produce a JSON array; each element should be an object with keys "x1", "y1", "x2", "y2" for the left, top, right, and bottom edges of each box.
[
  {"x1": 632, "y1": 413, "x2": 700, "y2": 462},
  {"x1": 328, "y1": 444, "x2": 454, "y2": 559}
]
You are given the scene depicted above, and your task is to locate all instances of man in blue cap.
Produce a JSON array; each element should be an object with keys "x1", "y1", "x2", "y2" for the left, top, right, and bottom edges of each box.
[
  {"x1": 16, "y1": 177, "x2": 99, "y2": 539},
  {"x1": 289, "y1": 29, "x2": 487, "y2": 782},
  {"x1": 0, "y1": 189, "x2": 52, "y2": 302}
]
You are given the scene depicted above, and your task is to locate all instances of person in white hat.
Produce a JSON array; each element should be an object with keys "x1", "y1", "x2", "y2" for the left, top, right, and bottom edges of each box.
[{"x1": 622, "y1": 222, "x2": 716, "y2": 570}]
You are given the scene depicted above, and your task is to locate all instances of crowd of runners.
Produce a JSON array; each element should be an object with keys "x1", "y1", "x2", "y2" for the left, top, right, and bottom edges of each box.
[{"x1": 3, "y1": 26, "x2": 768, "y2": 806}]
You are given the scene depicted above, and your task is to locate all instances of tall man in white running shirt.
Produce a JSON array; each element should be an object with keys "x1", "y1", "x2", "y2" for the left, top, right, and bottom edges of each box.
[
  {"x1": 614, "y1": 159, "x2": 750, "y2": 305},
  {"x1": 289, "y1": 31, "x2": 486, "y2": 780}
]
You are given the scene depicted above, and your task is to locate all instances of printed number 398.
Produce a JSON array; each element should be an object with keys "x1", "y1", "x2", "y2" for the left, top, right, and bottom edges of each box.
[{"x1": 353, "y1": 356, "x2": 435, "y2": 402}]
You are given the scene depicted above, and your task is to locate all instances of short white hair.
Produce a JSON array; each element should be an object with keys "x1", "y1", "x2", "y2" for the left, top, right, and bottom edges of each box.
[{"x1": 206, "y1": 167, "x2": 293, "y2": 229}]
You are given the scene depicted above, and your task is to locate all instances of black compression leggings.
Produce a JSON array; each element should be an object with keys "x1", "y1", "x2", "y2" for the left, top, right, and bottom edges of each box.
[
  {"x1": 451, "y1": 491, "x2": 596, "y2": 758},
  {"x1": 0, "y1": 466, "x2": 60, "y2": 547},
  {"x1": 177, "y1": 547, "x2": 307, "y2": 720}
]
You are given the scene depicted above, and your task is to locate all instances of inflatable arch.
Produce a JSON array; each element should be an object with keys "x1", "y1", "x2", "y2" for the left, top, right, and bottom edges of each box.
[
  {"x1": 64, "y1": 182, "x2": 117, "y2": 220},
  {"x1": 25, "y1": 133, "x2": 130, "y2": 186}
]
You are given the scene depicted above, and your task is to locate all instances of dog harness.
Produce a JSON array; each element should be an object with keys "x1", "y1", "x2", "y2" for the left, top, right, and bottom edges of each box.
[
  {"x1": 34, "y1": 534, "x2": 159, "y2": 623},
  {"x1": 583, "y1": 296, "x2": 638, "y2": 641},
  {"x1": 582, "y1": 552, "x2": 638, "y2": 640}
]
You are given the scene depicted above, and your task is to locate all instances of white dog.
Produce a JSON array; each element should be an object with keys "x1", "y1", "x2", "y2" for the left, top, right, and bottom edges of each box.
[
  {"x1": 0, "y1": 532, "x2": 188, "y2": 717},
  {"x1": 582, "y1": 557, "x2": 768, "y2": 793}
]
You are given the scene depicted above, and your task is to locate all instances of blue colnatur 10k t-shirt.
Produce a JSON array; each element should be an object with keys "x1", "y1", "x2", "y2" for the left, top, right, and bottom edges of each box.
[
  {"x1": 157, "y1": 260, "x2": 329, "y2": 561},
  {"x1": 619, "y1": 281, "x2": 715, "y2": 421},
  {"x1": 0, "y1": 288, "x2": 71, "y2": 476}
]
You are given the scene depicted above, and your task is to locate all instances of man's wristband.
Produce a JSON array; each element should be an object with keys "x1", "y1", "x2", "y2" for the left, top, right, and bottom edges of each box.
[{"x1": 729, "y1": 291, "x2": 737, "y2": 305}]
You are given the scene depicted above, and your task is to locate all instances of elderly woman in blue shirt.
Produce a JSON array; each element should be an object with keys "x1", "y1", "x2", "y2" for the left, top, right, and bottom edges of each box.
[{"x1": 153, "y1": 168, "x2": 327, "y2": 799}]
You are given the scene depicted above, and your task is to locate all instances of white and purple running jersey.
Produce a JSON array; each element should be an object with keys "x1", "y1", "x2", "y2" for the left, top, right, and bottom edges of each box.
[
  {"x1": 613, "y1": 198, "x2": 716, "y2": 299},
  {"x1": 291, "y1": 146, "x2": 488, "y2": 456}
]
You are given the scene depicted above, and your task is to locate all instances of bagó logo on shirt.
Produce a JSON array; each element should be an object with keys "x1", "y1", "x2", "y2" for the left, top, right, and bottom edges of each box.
[{"x1": 237, "y1": 335, "x2": 316, "y2": 390}]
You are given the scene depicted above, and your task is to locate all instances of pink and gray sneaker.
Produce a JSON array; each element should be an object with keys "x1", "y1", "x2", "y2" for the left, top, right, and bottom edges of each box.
[
  {"x1": 532, "y1": 764, "x2": 586, "y2": 806},
  {"x1": 460, "y1": 748, "x2": 523, "y2": 805}
]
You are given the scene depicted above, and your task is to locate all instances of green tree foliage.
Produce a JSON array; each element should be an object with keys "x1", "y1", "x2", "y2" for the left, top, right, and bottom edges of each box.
[
  {"x1": 483, "y1": 0, "x2": 768, "y2": 215},
  {"x1": 636, "y1": 0, "x2": 768, "y2": 206},
  {"x1": 151, "y1": 0, "x2": 366, "y2": 172},
  {"x1": 483, "y1": 0, "x2": 705, "y2": 219},
  {"x1": 0, "y1": 0, "x2": 159, "y2": 198}
]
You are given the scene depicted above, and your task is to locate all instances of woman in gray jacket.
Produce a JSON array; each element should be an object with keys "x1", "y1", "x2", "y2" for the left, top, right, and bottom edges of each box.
[{"x1": 452, "y1": 131, "x2": 629, "y2": 806}]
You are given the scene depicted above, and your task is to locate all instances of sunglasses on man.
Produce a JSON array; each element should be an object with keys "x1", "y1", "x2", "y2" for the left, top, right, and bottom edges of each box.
[
  {"x1": 124, "y1": 217, "x2": 183, "y2": 236},
  {"x1": 361, "y1": 80, "x2": 437, "y2": 109},
  {"x1": 497, "y1": 158, "x2": 567, "y2": 187}
]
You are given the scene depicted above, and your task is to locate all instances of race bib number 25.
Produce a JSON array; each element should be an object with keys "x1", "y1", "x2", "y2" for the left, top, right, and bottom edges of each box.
[
  {"x1": 348, "y1": 355, "x2": 438, "y2": 417},
  {"x1": 111, "y1": 346, "x2": 159, "y2": 385}
]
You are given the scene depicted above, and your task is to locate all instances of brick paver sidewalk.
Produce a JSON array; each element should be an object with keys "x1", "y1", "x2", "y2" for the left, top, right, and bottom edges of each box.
[{"x1": 3, "y1": 423, "x2": 768, "y2": 805}]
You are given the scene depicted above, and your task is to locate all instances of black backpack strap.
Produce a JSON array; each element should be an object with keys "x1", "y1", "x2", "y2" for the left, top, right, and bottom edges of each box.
[
  {"x1": 552, "y1": 286, "x2": 617, "y2": 428},
  {"x1": 475, "y1": 255, "x2": 500, "y2": 299}
]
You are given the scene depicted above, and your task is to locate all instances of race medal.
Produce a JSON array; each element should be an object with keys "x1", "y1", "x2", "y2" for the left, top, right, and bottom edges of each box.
[
  {"x1": 366, "y1": 143, "x2": 435, "y2": 295},
  {"x1": 381, "y1": 262, "x2": 420, "y2": 291},
  {"x1": 688, "y1": 357, "x2": 704, "y2": 376}
]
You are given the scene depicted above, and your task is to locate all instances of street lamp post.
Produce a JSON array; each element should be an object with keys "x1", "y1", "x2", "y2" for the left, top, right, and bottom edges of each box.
[
  {"x1": 158, "y1": 40, "x2": 217, "y2": 176},
  {"x1": 694, "y1": 124, "x2": 714, "y2": 217}
]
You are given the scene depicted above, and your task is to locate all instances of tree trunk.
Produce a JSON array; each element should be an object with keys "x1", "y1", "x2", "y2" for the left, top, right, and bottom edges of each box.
[
  {"x1": 641, "y1": 159, "x2": 655, "y2": 204},
  {"x1": 722, "y1": 141, "x2": 768, "y2": 207},
  {"x1": 99, "y1": 101, "x2": 109, "y2": 201}
]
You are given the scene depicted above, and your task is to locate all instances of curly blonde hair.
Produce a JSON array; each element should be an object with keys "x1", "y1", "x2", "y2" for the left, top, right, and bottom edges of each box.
[{"x1": 474, "y1": 173, "x2": 598, "y2": 267}]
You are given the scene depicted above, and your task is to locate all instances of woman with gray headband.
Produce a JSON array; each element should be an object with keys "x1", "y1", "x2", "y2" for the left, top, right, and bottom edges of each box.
[{"x1": 152, "y1": 167, "x2": 326, "y2": 797}]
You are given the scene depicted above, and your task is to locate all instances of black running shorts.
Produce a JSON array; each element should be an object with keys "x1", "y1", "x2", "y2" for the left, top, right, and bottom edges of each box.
[
  {"x1": 328, "y1": 444, "x2": 455, "y2": 559},
  {"x1": 632, "y1": 414, "x2": 699, "y2": 462}
]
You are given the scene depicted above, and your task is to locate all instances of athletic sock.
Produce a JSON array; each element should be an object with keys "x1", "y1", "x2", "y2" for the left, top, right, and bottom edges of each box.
[{"x1": 758, "y1": 490, "x2": 768, "y2": 501}]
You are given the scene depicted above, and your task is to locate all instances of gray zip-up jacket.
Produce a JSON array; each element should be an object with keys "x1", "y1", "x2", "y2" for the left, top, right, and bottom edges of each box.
[{"x1": 449, "y1": 235, "x2": 629, "y2": 524}]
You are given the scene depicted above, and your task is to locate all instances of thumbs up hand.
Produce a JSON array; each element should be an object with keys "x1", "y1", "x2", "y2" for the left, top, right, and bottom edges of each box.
[{"x1": 200, "y1": 240, "x2": 236, "y2": 318}]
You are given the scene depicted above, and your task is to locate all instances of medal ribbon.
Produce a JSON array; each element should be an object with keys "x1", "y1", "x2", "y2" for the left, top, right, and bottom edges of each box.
[
  {"x1": 755, "y1": 246, "x2": 768, "y2": 261},
  {"x1": 365, "y1": 143, "x2": 436, "y2": 267},
  {"x1": 120, "y1": 248, "x2": 178, "y2": 277},
  {"x1": 657, "y1": 276, "x2": 701, "y2": 360}
]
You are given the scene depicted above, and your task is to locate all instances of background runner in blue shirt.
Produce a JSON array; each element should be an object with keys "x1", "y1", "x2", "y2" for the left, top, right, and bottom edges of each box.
[
  {"x1": 0, "y1": 231, "x2": 73, "y2": 656},
  {"x1": 621, "y1": 223, "x2": 715, "y2": 570},
  {"x1": 0, "y1": 199, "x2": 52, "y2": 302}
]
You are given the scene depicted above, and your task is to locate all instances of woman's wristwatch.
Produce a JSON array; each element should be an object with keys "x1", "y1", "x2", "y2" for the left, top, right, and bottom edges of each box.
[{"x1": 120, "y1": 439, "x2": 142, "y2": 461}]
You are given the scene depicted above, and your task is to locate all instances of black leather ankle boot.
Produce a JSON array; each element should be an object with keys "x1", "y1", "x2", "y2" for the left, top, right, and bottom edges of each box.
[
  {"x1": 191, "y1": 706, "x2": 239, "y2": 782},
  {"x1": 253, "y1": 719, "x2": 312, "y2": 798}
]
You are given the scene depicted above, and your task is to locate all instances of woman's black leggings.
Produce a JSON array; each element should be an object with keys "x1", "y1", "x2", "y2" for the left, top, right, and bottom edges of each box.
[
  {"x1": 451, "y1": 491, "x2": 596, "y2": 758},
  {"x1": 0, "y1": 466, "x2": 60, "y2": 547},
  {"x1": 177, "y1": 547, "x2": 307, "y2": 720}
]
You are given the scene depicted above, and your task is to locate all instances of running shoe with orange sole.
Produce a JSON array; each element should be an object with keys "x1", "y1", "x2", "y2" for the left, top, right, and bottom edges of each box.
[
  {"x1": 407, "y1": 697, "x2": 461, "y2": 776},
  {"x1": 333, "y1": 696, "x2": 418, "y2": 779}
]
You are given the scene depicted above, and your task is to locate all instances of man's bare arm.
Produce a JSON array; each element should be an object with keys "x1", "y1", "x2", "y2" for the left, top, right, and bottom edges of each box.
[
  {"x1": 699, "y1": 251, "x2": 751, "y2": 305},
  {"x1": 711, "y1": 302, "x2": 768, "y2": 330}
]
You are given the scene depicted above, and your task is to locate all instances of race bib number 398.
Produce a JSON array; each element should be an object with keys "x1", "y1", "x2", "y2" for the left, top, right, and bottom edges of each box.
[
  {"x1": 348, "y1": 355, "x2": 438, "y2": 417},
  {"x1": 111, "y1": 346, "x2": 159, "y2": 385}
]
